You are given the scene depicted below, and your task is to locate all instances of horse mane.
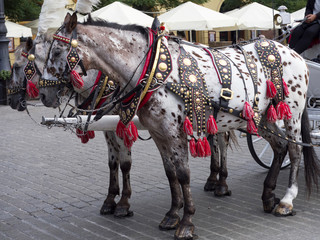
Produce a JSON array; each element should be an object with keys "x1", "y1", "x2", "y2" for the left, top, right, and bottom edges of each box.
[
  {"x1": 14, "y1": 42, "x2": 27, "y2": 60},
  {"x1": 81, "y1": 14, "x2": 148, "y2": 38}
]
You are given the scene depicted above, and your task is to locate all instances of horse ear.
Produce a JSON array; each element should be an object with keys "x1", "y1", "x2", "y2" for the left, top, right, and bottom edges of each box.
[
  {"x1": 26, "y1": 37, "x2": 33, "y2": 52},
  {"x1": 66, "y1": 12, "x2": 78, "y2": 34},
  {"x1": 64, "y1": 13, "x2": 72, "y2": 25}
]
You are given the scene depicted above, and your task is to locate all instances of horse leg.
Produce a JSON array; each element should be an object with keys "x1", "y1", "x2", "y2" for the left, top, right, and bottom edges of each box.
[
  {"x1": 258, "y1": 119, "x2": 288, "y2": 213},
  {"x1": 100, "y1": 131, "x2": 120, "y2": 215},
  {"x1": 114, "y1": 142, "x2": 133, "y2": 218},
  {"x1": 204, "y1": 134, "x2": 220, "y2": 192},
  {"x1": 214, "y1": 132, "x2": 232, "y2": 197}
]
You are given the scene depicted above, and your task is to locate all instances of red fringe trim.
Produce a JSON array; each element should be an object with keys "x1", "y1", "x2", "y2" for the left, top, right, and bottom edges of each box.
[
  {"x1": 283, "y1": 79, "x2": 290, "y2": 97},
  {"x1": 70, "y1": 70, "x2": 84, "y2": 89},
  {"x1": 26, "y1": 80, "x2": 39, "y2": 98},
  {"x1": 203, "y1": 137, "x2": 211, "y2": 157},
  {"x1": 189, "y1": 138, "x2": 197, "y2": 158},
  {"x1": 196, "y1": 138, "x2": 205, "y2": 158},
  {"x1": 87, "y1": 131, "x2": 95, "y2": 139},
  {"x1": 283, "y1": 102, "x2": 292, "y2": 120},
  {"x1": 242, "y1": 101, "x2": 254, "y2": 120},
  {"x1": 207, "y1": 115, "x2": 218, "y2": 135},
  {"x1": 116, "y1": 121, "x2": 138, "y2": 149},
  {"x1": 267, "y1": 105, "x2": 277, "y2": 123},
  {"x1": 183, "y1": 116, "x2": 193, "y2": 136},
  {"x1": 266, "y1": 80, "x2": 277, "y2": 99},
  {"x1": 247, "y1": 119, "x2": 258, "y2": 134},
  {"x1": 276, "y1": 101, "x2": 285, "y2": 120}
]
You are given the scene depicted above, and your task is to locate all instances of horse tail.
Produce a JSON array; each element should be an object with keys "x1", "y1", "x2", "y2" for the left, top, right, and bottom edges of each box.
[
  {"x1": 227, "y1": 130, "x2": 239, "y2": 151},
  {"x1": 302, "y1": 106, "x2": 320, "y2": 196}
]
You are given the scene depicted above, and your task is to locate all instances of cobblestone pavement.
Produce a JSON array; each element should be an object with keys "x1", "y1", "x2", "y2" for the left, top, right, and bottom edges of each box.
[{"x1": 1, "y1": 102, "x2": 320, "y2": 240}]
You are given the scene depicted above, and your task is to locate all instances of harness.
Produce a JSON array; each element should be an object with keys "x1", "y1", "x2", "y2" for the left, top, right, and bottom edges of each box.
[{"x1": 7, "y1": 50, "x2": 40, "y2": 99}]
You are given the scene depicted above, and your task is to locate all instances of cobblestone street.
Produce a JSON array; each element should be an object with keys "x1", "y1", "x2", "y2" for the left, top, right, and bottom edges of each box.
[{"x1": 1, "y1": 102, "x2": 320, "y2": 240}]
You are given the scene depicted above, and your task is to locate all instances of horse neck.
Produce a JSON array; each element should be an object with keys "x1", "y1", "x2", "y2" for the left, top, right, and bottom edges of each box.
[{"x1": 77, "y1": 24, "x2": 149, "y2": 89}]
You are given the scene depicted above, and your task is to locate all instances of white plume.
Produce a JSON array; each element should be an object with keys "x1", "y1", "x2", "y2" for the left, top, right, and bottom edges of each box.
[
  {"x1": 75, "y1": 0, "x2": 100, "y2": 14},
  {"x1": 37, "y1": 0, "x2": 68, "y2": 35}
]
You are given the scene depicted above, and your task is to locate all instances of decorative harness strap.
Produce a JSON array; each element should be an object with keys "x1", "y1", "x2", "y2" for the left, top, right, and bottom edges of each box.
[{"x1": 254, "y1": 39, "x2": 291, "y2": 122}]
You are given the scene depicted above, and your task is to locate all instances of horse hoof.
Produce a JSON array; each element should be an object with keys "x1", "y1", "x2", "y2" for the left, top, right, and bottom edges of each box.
[
  {"x1": 114, "y1": 208, "x2": 134, "y2": 218},
  {"x1": 100, "y1": 203, "x2": 116, "y2": 215},
  {"x1": 262, "y1": 195, "x2": 279, "y2": 213},
  {"x1": 174, "y1": 224, "x2": 195, "y2": 240},
  {"x1": 204, "y1": 180, "x2": 217, "y2": 192},
  {"x1": 159, "y1": 214, "x2": 180, "y2": 230},
  {"x1": 274, "y1": 202, "x2": 296, "y2": 217},
  {"x1": 214, "y1": 186, "x2": 231, "y2": 197}
]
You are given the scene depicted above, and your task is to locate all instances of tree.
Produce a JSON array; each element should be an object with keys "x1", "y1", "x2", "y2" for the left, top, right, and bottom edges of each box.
[
  {"x1": 221, "y1": 0, "x2": 307, "y2": 13},
  {"x1": 95, "y1": 0, "x2": 209, "y2": 14},
  {"x1": 4, "y1": 0, "x2": 43, "y2": 22}
]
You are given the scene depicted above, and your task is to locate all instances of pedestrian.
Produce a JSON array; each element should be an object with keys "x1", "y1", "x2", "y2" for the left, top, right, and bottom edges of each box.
[{"x1": 289, "y1": 0, "x2": 320, "y2": 54}]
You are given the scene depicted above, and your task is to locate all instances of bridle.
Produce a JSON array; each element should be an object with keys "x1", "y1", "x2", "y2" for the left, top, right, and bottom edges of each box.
[{"x1": 7, "y1": 48, "x2": 41, "y2": 99}]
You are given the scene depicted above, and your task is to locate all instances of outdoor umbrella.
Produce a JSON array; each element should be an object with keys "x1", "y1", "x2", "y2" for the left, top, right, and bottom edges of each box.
[
  {"x1": 80, "y1": 1, "x2": 154, "y2": 27},
  {"x1": 225, "y1": 2, "x2": 279, "y2": 30},
  {"x1": 158, "y1": 1, "x2": 237, "y2": 31},
  {"x1": 5, "y1": 21, "x2": 32, "y2": 38}
]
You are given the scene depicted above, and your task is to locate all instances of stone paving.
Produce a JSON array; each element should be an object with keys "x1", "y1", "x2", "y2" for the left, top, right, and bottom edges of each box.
[{"x1": 1, "y1": 102, "x2": 320, "y2": 240}]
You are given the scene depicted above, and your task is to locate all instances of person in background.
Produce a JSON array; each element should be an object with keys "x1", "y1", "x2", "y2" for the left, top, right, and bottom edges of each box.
[{"x1": 289, "y1": 0, "x2": 320, "y2": 54}]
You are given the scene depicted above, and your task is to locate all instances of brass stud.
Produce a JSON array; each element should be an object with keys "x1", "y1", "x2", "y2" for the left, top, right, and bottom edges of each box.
[
  {"x1": 268, "y1": 55, "x2": 276, "y2": 62},
  {"x1": 219, "y1": 59, "x2": 227, "y2": 66},
  {"x1": 183, "y1": 58, "x2": 192, "y2": 66},
  {"x1": 71, "y1": 40, "x2": 78, "y2": 48},
  {"x1": 71, "y1": 57, "x2": 76, "y2": 62},
  {"x1": 156, "y1": 72, "x2": 163, "y2": 80},
  {"x1": 158, "y1": 62, "x2": 167, "y2": 72},
  {"x1": 28, "y1": 54, "x2": 35, "y2": 61},
  {"x1": 189, "y1": 74, "x2": 197, "y2": 83},
  {"x1": 160, "y1": 54, "x2": 166, "y2": 61}
]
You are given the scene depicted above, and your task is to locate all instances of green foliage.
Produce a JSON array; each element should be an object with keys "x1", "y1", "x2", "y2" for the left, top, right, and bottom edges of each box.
[
  {"x1": 0, "y1": 70, "x2": 11, "y2": 81},
  {"x1": 221, "y1": 0, "x2": 307, "y2": 13},
  {"x1": 95, "y1": 0, "x2": 209, "y2": 13},
  {"x1": 4, "y1": 0, "x2": 43, "y2": 22}
]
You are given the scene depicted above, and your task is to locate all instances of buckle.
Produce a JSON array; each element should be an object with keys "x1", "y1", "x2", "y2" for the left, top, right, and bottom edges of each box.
[{"x1": 220, "y1": 88, "x2": 233, "y2": 100}]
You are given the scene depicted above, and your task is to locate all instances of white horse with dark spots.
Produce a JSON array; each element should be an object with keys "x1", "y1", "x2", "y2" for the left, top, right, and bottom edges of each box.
[{"x1": 40, "y1": 13, "x2": 320, "y2": 240}]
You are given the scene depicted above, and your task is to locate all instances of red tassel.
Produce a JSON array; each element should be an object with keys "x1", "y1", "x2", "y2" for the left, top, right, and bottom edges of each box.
[
  {"x1": 76, "y1": 128, "x2": 83, "y2": 138},
  {"x1": 247, "y1": 119, "x2": 258, "y2": 134},
  {"x1": 26, "y1": 80, "x2": 39, "y2": 98},
  {"x1": 242, "y1": 101, "x2": 254, "y2": 120},
  {"x1": 183, "y1": 116, "x2": 193, "y2": 136},
  {"x1": 81, "y1": 134, "x2": 89, "y2": 144},
  {"x1": 189, "y1": 138, "x2": 197, "y2": 158},
  {"x1": 276, "y1": 102, "x2": 285, "y2": 120},
  {"x1": 207, "y1": 115, "x2": 218, "y2": 135},
  {"x1": 128, "y1": 121, "x2": 138, "y2": 142},
  {"x1": 196, "y1": 138, "x2": 206, "y2": 158},
  {"x1": 267, "y1": 105, "x2": 277, "y2": 123},
  {"x1": 203, "y1": 137, "x2": 211, "y2": 157},
  {"x1": 266, "y1": 80, "x2": 277, "y2": 99},
  {"x1": 283, "y1": 79, "x2": 290, "y2": 97},
  {"x1": 116, "y1": 121, "x2": 126, "y2": 139},
  {"x1": 283, "y1": 102, "x2": 292, "y2": 120},
  {"x1": 87, "y1": 131, "x2": 95, "y2": 139},
  {"x1": 70, "y1": 70, "x2": 84, "y2": 89},
  {"x1": 123, "y1": 131, "x2": 134, "y2": 149}
]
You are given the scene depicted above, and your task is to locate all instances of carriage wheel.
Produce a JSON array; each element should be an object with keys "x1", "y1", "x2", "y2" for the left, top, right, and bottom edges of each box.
[{"x1": 247, "y1": 134, "x2": 291, "y2": 170}]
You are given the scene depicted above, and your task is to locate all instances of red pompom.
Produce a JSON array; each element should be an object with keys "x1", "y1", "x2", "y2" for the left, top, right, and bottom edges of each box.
[
  {"x1": 128, "y1": 121, "x2": 138, "y2": 142},
  {"x1": 276, "y1": 101, "x2": 285, "y2": 120},
  {"x1": 266, "y1": 80, "x2": 277, "y2": 99},
  {"x1": 283, "y1": 102, "x2": 292, "y2": 120},
  {"x1": 70, "y1": 70, "x2": 84, "y2": 89},
  {"x1": 247, "y1": 119, "x2": 258, "y2": 134},
  {"x1": 81, "y1": 134, "x2": 89, "y2": 144},
  {"x1": 196, "y1": 138, "x2": 205, "y2": 158},
  {"x1": 267, "y1": 105, "x2": 277, "y2": 123},
  {"x1": 116, "y1": 121, "x2": 126, "y2": 139},
  {"x1": 283, "y1": 79, "x2": 290, "y2": 97},
  {"x1": 87, "y1": 131, "x2": 95, "y2": 139},
  {"x1": 26, "y1": 80, "x2": 39, "y2": 98},
  {"x1": 183, "y1": 116, "x2": 193, "y2": 136},
  {"x1": 203, "y1": 137, "x2": 211, "y2": 157},
  {"x1": 189, "y1": 138, "x2": 197, "y2": 158},
  {"x1": 207, "y1": 115, "x2": 218, "y2": 135},
  {"x1": 242, "y1": 101, "x2": 254, "y2": 120},
  {"x1": 160, "y1": 25, "x2": 165, "y2": 31}
]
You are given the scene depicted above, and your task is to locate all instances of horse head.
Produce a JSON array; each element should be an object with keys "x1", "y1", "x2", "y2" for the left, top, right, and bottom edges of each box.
[
  {"x1": 41, "y1": 12, "x2": 150, "y2": 108},
  {"x1": 7, "y1": 37, "x2": 36, "y2": 111}
]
